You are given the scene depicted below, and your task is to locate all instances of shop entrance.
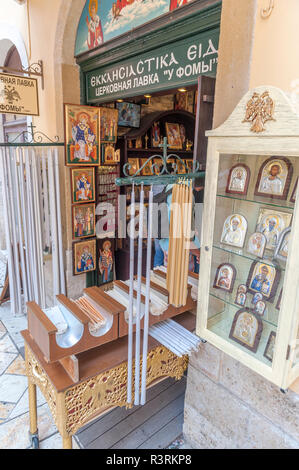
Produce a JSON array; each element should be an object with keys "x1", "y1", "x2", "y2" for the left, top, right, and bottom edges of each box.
[{"x1": 84, "y1": 78, "x2": 215, "y2": 286}]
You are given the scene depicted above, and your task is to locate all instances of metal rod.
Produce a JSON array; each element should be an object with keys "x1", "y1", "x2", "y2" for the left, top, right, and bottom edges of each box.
[
  {"x1": 54, "y1": 148, "x2": 66, "y2": 295},
  {"x1": 41, "y1": 151, "x2": 50, "y2": 251},
  {"x1": 32, "y1": 150, "x2": 46, "y2": 308},
  {"x1": 13, "y1": 149, "x2": 28, "y2": 304},
  {"x1": 25, "y1": 149, "x2": 38, "y2": 303},
  {"x1": 6, "y1": 148, "x2": 22, "y2": 314},
  {"x1": 127, "y1": 184, "x2": 135, "y2": 404},
  {"x1": 140, "y1": 186, "x2": 153, "y2": 405},
  {"x1": 47, "y1": 149, "x2": 60, "y2": 300},
  {"x1": 0, "y1": 149, "x2": 17, "y2": 313},
  {"x1": 134, "y1": 183, "x2": 144, "y2": 405},
  {"x1": 27, "y1": 150, "x2": 40, "y2": 304},
  {"x1": 18, "y1": 148, "x2": 33, "y2": 300}
]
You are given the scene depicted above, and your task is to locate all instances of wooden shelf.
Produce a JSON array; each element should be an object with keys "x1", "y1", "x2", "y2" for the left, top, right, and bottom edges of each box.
[{"x1": 127, "y1": 148, "x2": 193, "y2": 155}]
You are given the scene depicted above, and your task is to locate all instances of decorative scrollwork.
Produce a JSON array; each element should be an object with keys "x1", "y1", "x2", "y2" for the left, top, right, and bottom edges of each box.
[
  {"x1": 23, "y1": 62, "x2": 43, "y2": 76},
  {"x1": 26, "y1": 346, "x2": 59, "y2": 429},
  {"x1": 261, "y1": 0, "x2": 274, "y2": 18},
  {"x1": 9, "y1": 125, "x2": 61, "y2": 144},
  {"x1": 243, "y1": 91, "x2": 275, "y2": 133},
  {"x1": 64, "y1": 346, "x2": 188, "y2": 435}
]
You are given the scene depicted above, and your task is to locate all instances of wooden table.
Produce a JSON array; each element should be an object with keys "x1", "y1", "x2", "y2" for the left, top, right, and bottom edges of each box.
[{"x1": 22, "y1": 311, "x2": 194, "y2": 449}]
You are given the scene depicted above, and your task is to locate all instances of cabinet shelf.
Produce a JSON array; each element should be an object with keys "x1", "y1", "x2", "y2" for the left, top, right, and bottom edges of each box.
[
  {"x1": 217, "y1": 192, "x2": 295, "y2": 211},
  {"x1": 213, "y1": 243, "x2": 286, "y2": 271},
  {"x1": 209, "y1": 292, "x2": 278, "y2": 328},
  {"x1": 127, "y1": 148, "x2": 193, "y2": 155},
  {"x1": 207, "y1": 302, "x2": 276, "y2": 367}
]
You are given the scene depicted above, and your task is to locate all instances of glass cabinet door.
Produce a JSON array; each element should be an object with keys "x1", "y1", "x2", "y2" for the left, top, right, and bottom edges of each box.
[{"x1": 206, "y1": 153, "x2": 298, "y2": 367}]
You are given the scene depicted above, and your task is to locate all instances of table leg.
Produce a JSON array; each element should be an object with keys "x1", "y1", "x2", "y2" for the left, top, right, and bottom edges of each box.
[
  {"x1": 28, "y1": 380, "x2": 39, "y2": 448},
  {"x1": 63, "y1": 436, "x2": 73, "y2": 449},
  {"x1": 28, "y1": 380, "x2": 38, "y2": 435}
]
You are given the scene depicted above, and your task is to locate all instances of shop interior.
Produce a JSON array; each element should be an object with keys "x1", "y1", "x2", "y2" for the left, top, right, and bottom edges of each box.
[{"x1": 90, "y1": 76, "x2": 215, "y2": 286}]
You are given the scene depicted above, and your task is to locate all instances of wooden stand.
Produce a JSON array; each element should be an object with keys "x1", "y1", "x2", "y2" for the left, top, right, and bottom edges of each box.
[{"x1": 22, "y1": 311, "x2": 194, "y2": 449}]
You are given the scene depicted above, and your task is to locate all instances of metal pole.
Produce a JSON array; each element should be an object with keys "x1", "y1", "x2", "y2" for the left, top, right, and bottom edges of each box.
[
  {"x1": 47, "y1": 148, "x2": 60, "y2": 300},
  {"x1": 18, "y1": 148, "x2": 33, "y2": 300},
  {"x1": 140, "y1": 186, "x2": 153, "y2": 405},
  {"x1": 0, "y1": 149, "x2": 17, "y2": 313},
  {"x1": 41, "y1": 151, "x2": 50, "y2": 251},
  {"x1": 6, "y1": 148, "x2": 22, "y2": 314},
  {"x1": 127, "y1": 184, "x2": 135, "y2": 404},
  {"x1": 54, "y1": 148, "x2": 66, "y2": 295},
  {"x1": 134, "y1": 183, "x2": 144, "y2": 405},
  {"x1": 13, "y1": 148, "x2": 28, "y2": 303}
]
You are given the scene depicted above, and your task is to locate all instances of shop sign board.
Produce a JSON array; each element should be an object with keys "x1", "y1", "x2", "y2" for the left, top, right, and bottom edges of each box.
[
  {"x1": 86, "y1": 29, "x2": 219, "y2": 103},
  {"x1": 0, "y1": 73, "x2": 39, "y2": 116}
]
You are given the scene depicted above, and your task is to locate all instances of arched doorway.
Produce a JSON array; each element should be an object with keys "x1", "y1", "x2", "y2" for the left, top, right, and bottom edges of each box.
[{"x1": 0, "y1": 42, "x2": 28, "y2": 143}]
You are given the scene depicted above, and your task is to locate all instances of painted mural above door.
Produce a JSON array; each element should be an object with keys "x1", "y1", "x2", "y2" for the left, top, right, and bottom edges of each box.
[{"x1": 75, "y1": 0, "x2": 194, "y2": 55}]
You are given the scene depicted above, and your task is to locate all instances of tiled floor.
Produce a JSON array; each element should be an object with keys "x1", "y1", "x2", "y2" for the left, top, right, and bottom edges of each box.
[{"x1": 0, "y1": 301, "x2": 79, "y2": 449}]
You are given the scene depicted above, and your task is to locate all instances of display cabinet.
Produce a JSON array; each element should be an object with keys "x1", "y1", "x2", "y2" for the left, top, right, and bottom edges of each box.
[{"x1": 197, "y1": 86, "x2": 299, "y2": 390}]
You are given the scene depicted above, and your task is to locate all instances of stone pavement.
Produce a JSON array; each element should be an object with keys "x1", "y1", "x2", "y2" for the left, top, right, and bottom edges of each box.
[{"x1": 0, "y1": 301, "x2": 79, "y2": 449}]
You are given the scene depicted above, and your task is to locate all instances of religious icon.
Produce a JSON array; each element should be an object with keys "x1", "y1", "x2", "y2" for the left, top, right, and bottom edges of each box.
[
  {"x1": 246, "y1": 232, "x2": 267, "y2": 258},
  {"x1": 104, "y1": 144, "x2": 115, "y2": 164},
  {"x1": 174, "y1": 92, "x2": 188, "y2": 111},
  {"x1": 229, "y1": 309, "x2": 263, "y2": 352},
  {"x1": 252, "y1": 292, "x2": 263, "y2": 305},
  {"x1": 247, "y1": 261, "x2": 280, "y2": 302},
  {"x1": 86, "y1": 0, "x2": 103, "y2": 50},
  {"x1": 165, "y1": 122, "x2": 182, "y2": 149},
  {"x1": 213, "y1": 263, "x2": 236, "y2": 293},
  {"x1": 177, "y1": 159, "x2": 186, "y2": 174},
  {"x1": 152, "y1": 121, "x2": 161, "y2": 147},
  {"x1": 235, "y1": 284, "x2": 247, "y2": 307},
  {"x1": 255, "y1": 156, "x2": 293, "y2": 200},
  {"x1": 290, "y1": 177, "x2": 298, "y2": 203},
  {"x1": 275, "y1": 289, "x2": 282, "y2": 310},
  {"x1": 114, "y1": 149, "x2": 120, "y2": 162},
  {"x1": 185, "y1": 160, "x2": 193, "y2": 172},
  {"x1": 73, "y1": 238, "x2": 96, "y2": 275},
  {"x1": 263, "y1": 331, "x2": 276, "y2": 362},
  {"x1": 65, "y1": 104, "x2": 99, "y2": 166},
  {"x1": 274, "y1": 227, "x2": 291, "y2": 262},
  {"x1": 99, "y1": 107, "x2": 118, "y2": 143},
  {"x1": 256, "y1": 208, "x2": 292, "y2": 251},
  {"x1": 179, "y1": 124, "x2": 186, "y2": 149},
  {"x1": 140, "y1": 158, "x2": 153, "y2": 176},
  {"x1": 135, "y1": 136, "x2": 143, "y2": 149},
  {"x1": 254, "y1": 300, "x2": 266, "y2": 316},
  {"x1": 71, "y1": 167, "x2": 95, "y2": 204},
  {"x1": 127, "y1": 158, "x2": 140, "y2": 176},
  {"x1": 98, "y1": 238, "x2": 114, "y2": 285},
  {"x1": 72, "y1": 203, "x2": 95, "y2": 239},
  {"x1": 220, "y1": 214, "x2": 248, "y2": 248},
  {"x1": 153, "y1": 158, "x2": 163, "y2": 175},
  {"x1": 226, "y1": 164, "x2": 250, "y2": 195}
]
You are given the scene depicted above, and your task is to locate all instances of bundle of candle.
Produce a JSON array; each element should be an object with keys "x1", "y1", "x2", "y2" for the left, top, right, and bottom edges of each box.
[
  {"x1": 149, "y1": 318, "x2": 201, "y2": 357},
  {"x1": 74, "y1": 296, "x2": 106, "y2": 332},
  {"x1": 167, "y1": 180, "x2": 193, "y2": 307}
]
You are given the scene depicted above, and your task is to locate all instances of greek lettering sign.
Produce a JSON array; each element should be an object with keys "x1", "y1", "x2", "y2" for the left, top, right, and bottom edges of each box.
[
  {"x1": 86, "y1": 29, "x2": 219, "y2": 103},
  {"x1": 0, "y1": 73, "x2": 39, "y2": 116}
]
